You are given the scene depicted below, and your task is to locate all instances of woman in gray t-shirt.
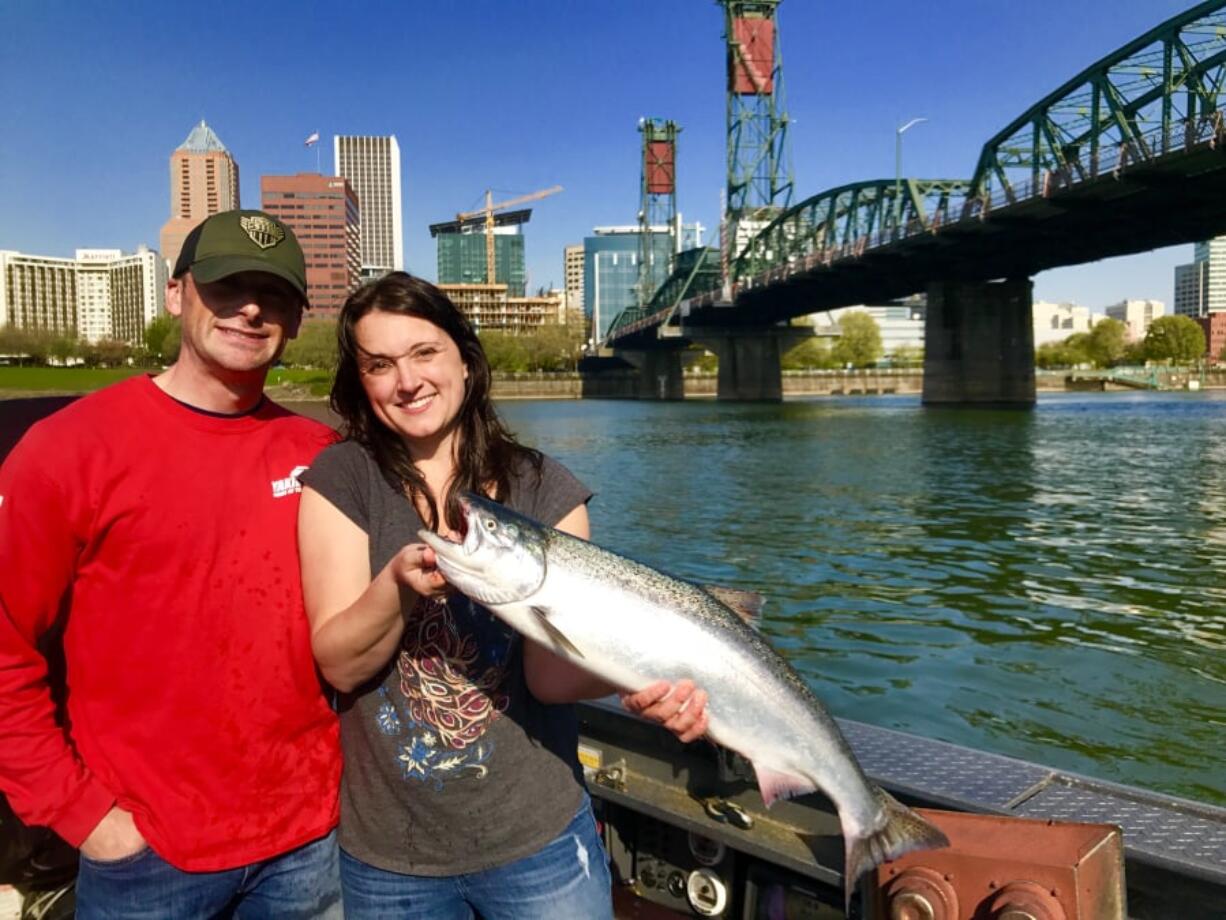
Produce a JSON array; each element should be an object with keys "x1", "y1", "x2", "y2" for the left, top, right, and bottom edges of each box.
[{"x1": 297, "y1": 273, "x2": 707, "y2": 919}]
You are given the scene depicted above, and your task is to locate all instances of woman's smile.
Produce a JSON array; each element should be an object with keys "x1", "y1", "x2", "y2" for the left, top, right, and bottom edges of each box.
[{"x1": 400, "y1": 392, "x2": 437, "y2": 413}]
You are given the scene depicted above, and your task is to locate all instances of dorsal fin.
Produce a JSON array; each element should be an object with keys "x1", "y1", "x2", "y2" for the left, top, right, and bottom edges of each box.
[{"x1": 702, "y1": 585, "x2": 765, "y2": 624}]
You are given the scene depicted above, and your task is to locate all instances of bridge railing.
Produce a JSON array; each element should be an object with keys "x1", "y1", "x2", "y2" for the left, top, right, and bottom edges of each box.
[{"x1": 968, "y1": 112, "x2": 1225, "y2": 219}]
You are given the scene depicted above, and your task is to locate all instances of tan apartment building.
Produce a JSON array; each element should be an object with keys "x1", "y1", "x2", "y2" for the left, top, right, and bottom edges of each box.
[
  {"x1": 261, "y1": 173, "x2": 361, "y2": 315},
  {"x1": 0, "y1": 247, "x2": 166, "y2": 345},
  {"x1": 564, "y1": 244, "x2": 584, "y2": 314},
  {"x1": 159, "y1": 121, "x2": 240, "y2": 272}
]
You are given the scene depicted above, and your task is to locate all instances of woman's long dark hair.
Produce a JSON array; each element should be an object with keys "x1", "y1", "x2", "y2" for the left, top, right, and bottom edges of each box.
[{"x1": 331, "y1": 272, "x2": 541, "y2": 532}]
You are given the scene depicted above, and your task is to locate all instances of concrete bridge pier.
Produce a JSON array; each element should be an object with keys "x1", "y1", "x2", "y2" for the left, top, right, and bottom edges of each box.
[
  {"x1": 696, "y1": 328, "x2": 798, "y2": 402},
  {"x1": 923, "y1": 279, "x2": 1036, "y2": 407},
  {"x1": 615, "y1": 347, "x2": 686, "y2": 400}
]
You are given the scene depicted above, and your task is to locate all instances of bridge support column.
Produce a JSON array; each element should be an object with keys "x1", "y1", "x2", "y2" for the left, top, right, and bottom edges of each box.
[
  {"x1": 923, "y1": 279, "x2": 1035, "y2": 407},
  {"x1": 702, "y1": 331, "x2": 784, "y2": 401},
  {"x1": 615, "y1": 348, "x2": 685, "y2": 400}
]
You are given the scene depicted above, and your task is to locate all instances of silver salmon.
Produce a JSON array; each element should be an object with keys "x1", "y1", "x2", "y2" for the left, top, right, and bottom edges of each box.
[{"x1": 418, "y1": 493, "x2": 948, "y2": 908}]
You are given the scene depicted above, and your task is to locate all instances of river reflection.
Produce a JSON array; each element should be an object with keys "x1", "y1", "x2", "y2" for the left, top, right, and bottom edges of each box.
[{"x1": 495, "y1": 392, "x2": 1226, "y2": 805}]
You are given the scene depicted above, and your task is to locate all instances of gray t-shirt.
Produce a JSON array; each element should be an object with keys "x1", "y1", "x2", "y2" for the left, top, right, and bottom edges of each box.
[{"x1": 302, "y1": 441, "x2": 594, "y2": 875}]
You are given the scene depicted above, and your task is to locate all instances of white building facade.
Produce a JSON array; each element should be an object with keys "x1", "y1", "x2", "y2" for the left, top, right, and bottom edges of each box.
[
  {"x1": 334, "y1": 135, "x2": 403, "y2": 278},
  {"x1": 812, "y1": 303, "x2": 925, "y2": 355},
  {"x1": 1104, "y1": 298, "x2": 1165, "y2": 342},
  {"x1": 1032, "y1": 300, "x2": 1099, "y2": 347},
  {"x1": 0, "y1": 247, "x2": 166, "y2": 345}
]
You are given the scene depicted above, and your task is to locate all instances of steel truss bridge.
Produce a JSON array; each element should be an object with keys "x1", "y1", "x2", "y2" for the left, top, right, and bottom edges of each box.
[{"x1": 607, "y1": 0, "x2": 1226, "y2": 347}]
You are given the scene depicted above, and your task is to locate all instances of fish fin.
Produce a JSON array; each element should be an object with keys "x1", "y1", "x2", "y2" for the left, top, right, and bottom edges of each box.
[
  {"x1": 842, "y1": 787, "x2": 950, "y2": 915},
  {"x1": 530, "y1": 607, "x2": 585, "y2": 660},
  {"x1": 702, "y1": 585, "x2": 765, "y2": 624},
  {"x1": 752, "y1": 764, "x2": 818, "y2": 808}
]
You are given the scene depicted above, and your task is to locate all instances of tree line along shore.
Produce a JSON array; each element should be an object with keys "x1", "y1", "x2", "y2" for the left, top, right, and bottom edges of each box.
[{"x1": 0, "y1": 310, "x2": 1218, "y2": 402}]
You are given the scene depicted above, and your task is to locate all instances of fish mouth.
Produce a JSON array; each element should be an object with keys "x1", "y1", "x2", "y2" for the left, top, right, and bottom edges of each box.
[
  {"x1": 417, "y1": 497, "x2": 481, "y2": 564},
  {"x1": 418, "y1": 494, "x2": 545, "y2": 604}
]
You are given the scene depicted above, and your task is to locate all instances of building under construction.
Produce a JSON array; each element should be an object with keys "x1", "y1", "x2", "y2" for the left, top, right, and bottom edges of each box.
[
  {"x1": 431, "y1": 186, "x2": 565, "y2": 331},
  {"x1": 430, "y1": 210, "x2": 528, "y2": 297},
  {"x1": 438, "y1": 283, "x2": 563, "y2": 333}
]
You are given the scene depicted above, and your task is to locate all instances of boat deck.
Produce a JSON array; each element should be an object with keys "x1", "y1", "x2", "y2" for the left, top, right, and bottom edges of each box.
[{"x1": 578, "y1": 699, "x2": 1226, "y2": 918}]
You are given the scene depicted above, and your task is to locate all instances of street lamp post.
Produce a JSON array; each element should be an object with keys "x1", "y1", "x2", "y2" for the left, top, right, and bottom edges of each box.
[{"x1": 894, "y1": 117, "x2": 928, "y2": 233}]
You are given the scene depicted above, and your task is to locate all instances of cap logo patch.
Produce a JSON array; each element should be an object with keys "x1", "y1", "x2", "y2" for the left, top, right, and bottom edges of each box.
[{"x1": 240, "y1": 215, "x2": 285, "y2": 250}]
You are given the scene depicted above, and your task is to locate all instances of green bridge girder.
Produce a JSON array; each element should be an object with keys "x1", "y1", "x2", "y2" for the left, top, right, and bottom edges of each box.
[
  {"x1": 967, "y1": 0, "x2": 1226, "y2": 211},
  {"x1": 730, "y1": 178, "x2": 971, "y2": 283},
  {"x1": 606, "y1": 248, "x2": 722, "y2": 340}
]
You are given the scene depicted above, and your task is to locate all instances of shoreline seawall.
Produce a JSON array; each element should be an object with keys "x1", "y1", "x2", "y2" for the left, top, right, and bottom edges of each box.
[
  {"x1": 4, "y1": 369, "x2": 1225, "y2": 407},
  {"x1": 488, "y1": 368, "x2": 1226, "y2": 400}
]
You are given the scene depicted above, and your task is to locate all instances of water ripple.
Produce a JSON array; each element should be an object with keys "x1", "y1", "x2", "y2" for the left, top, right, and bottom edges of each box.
[{"x1": 499, "y1": 393, "x2": 1226, "y2": 805}]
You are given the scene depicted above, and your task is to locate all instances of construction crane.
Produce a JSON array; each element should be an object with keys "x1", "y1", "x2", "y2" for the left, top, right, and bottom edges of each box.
[{"x1": 456, "y1": 185, "x2": 563, "y2": 285}]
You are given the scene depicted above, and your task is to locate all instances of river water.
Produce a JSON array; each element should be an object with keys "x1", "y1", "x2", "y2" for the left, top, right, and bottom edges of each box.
[{"x1": 491, "y1": 391, "x2": 1226, "y2": 806}]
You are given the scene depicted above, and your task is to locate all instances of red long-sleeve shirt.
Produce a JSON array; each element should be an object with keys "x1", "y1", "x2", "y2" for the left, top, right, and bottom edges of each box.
[{"x1": 0, "y1": 375, "x2": 341, "y2": 871}]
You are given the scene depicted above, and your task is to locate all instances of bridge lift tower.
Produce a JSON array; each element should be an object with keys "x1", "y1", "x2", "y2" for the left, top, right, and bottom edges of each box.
[
  {"x1": 637, "y1": 118, "x2": 681, "y2": 309},
  {"x1": 719, "y1": 0, "x2": 794, "y2": 268}
]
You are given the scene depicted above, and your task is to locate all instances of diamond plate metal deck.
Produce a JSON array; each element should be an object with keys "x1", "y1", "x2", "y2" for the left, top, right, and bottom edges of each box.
[
  {"x1": 836, "y1": 718, "x2": 1051, "y2": 810},
  {"x1": 835, "y1": 718, "x2": 1226, "y2": 884},
  {"x1": 1013, "y1": 780, "x2": 1226, "y2": 875}
]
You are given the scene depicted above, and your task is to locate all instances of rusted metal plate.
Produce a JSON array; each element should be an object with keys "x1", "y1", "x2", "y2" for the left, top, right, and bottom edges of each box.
[{"x1": 872, "y1": 809, "x2": 1126, "y2": 920}]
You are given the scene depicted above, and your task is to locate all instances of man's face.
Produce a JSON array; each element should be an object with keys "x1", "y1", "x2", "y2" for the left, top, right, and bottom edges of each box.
[{"x1": 166, "y1": 270, "x2": 303, "y2": 378}]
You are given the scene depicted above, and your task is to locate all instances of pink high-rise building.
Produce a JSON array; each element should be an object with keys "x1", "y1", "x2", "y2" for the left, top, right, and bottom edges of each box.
[
  {"x1": 261, "y1": 173, "x2": 361, "y2": 315},
  {"x1": 158, "y1": 121, "x2": 240, "y2": 271}
]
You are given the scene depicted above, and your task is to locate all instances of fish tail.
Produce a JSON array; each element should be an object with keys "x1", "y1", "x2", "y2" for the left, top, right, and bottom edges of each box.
[{"x1": 842, "y1": 786, "x2": 949, "y2": 914}]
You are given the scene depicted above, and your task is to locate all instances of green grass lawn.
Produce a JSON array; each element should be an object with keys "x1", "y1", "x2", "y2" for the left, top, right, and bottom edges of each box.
[
  {"x1": 266, "y1": 367, "x2": 333, "y2": 396},
  {"x1": 0, "y1": 366, "x2": 147, "y2": 393},
  {"x1": 0, "y1": 366, "x2": 334, "y2": 397}
]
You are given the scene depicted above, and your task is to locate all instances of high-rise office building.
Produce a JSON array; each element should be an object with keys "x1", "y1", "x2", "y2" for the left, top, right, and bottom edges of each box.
[
  {"x1": 334, "y1": 135, "x2": 403, "y2": 278},
  {"x1": 1173, "y1": 237, "x2": 1226, "y2": 317},
  {"x1": 430, "y1": 211, "x2": 528, "y2": 296},
  {"x1": 159, "y1": 121, "x2": 240, "y2": 273},
  {"x1": 0, "y1": 247, "x2": 166, "y2": 344},
  {"x1": 564, "y1": 244, "x2": 585, "y2": 314},
  {"x1": 261, "y1": 173, "x2": 361, "y2": 315},
  {"x1": 583, "y1": 227, "x2": 675, "y2": 342}
]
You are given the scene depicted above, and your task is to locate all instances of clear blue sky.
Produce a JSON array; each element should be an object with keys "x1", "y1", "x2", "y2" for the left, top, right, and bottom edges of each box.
[{"x1": 0, "y1": 0, "x2": 1204, "y2": 309}]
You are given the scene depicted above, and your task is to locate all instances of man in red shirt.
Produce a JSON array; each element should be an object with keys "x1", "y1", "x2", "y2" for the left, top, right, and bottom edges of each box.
[{"x1": 0, "y1": 210, "x2": 342, "y2": 918}]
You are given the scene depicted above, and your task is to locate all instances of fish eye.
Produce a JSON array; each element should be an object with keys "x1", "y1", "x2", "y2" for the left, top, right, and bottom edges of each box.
[{"x1": 484, "y1": 519, "x2": 497, "y2": 531}]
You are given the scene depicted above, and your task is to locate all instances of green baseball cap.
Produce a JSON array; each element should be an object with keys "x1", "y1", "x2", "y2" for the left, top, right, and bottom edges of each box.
[{"x1": 173, "y1": 209, "x2": 308, "y2": 305}]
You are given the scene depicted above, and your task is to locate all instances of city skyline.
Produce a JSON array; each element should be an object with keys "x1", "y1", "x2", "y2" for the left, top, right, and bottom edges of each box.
[{"x1": 0, "y1": 0, "x2": 1204, "y2": 308}]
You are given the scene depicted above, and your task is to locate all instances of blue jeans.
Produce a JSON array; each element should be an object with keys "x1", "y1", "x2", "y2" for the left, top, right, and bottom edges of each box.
[
  {"x1": 75, "y1": 830, "x2": 342, "y2": 920},
  {"x1": 339, "y1": 798, "x2": 613, "y2": 919}
]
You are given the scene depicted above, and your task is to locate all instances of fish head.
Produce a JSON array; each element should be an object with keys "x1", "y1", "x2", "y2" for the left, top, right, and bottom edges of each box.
[{"x1": 417, "y1": 492, "x2": 548, "y2": 604}]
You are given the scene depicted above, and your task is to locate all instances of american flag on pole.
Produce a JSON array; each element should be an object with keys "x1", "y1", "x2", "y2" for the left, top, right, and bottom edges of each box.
[{"x1": 304, "y1": 131, "x2": 320, "y2": 147}]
